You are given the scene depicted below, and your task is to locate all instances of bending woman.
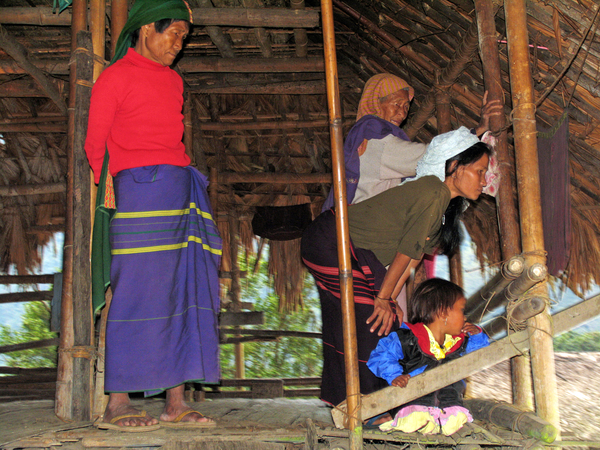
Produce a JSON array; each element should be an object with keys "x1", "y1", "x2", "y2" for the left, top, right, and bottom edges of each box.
[
  {"x1": 301, "y1": 126, "x2": 491, "y2": 409},
  {"x1": 322, "y1": 73, "x2": 500, "y2": 210}
]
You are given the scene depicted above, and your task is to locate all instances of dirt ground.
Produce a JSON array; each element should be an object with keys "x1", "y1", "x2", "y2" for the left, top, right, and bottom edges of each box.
[{"x1": 468, "y1": 352, "x2": 600, "y2": 442}]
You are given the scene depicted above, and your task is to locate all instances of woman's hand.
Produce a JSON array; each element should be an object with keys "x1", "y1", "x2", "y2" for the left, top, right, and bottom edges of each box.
[
  {"x1": 475, "y1": 91, "x2": 503, "y2": 137},
  {"x1": 366, "y1": 297, "x2": 396, "y2": 336},
  {"x1": 391, "y1": 374, "x2": 410, "y2": 387}
]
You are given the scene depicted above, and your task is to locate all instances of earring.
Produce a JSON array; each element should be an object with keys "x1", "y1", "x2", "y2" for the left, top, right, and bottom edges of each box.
[{"x1": 444, "y1": 317, "x2": 447, "y2": 326}]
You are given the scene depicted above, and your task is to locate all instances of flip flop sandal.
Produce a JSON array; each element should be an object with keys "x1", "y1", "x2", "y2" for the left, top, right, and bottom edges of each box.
[
  {"x1": 160, "y1": 410, "x2": 217, "y2": 428},
  {"x1": 94, "y1": 410, "x2": 161, "y2": 432}
]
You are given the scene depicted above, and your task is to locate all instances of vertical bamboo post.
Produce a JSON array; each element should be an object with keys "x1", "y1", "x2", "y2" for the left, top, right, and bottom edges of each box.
[
  {"x1": 56, "y1": 0, "x2": 87, "y2": 421},
  {"x1": 229, "y1": 214, "x2": 244, "y2": 381},
  {"x1": 504, "y1": 0, "x2": 560, "y2": 433},
  {"x1": 321, "y1": 0, "x2": 362, "y2": 446},
  {"x1": 111, "y1": 0, "x2": 128, "y2": 58},
  {"x1": 474, "y1": 0, "x2": 533, "y2": 412}
]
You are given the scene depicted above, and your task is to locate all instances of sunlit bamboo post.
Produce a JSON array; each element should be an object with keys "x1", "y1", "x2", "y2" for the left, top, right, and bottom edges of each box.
[
  {"x1": 320, "y1": 0, "x2": 362, "y2": 446},
  {"x1": 56, "y1": 0, "x2": 87, "y2": 421},
  {"x1": 92, "y1": 0, "x2": 127, "y2": 419},
  {"x1": 504, "y1": 0, "x2": 560, "y2": 434},
  {"x1": 474, "y1": 0, "x2": 533, "y2": 412}
]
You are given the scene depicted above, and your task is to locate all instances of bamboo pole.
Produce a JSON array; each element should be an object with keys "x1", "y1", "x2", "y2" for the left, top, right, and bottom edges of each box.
[
  {"x1": 55, "y1": 0, "x2": 87, "y2": 422},
  {"x1": 321, "y1": 0, "x2": 361, "y2": 446},
  {"x1": 504, "y1": 0, "x2": 560, "y2": 433},
  {"x1": 291, "y1": 0, "x2": 308, "y2": 57},
  {"x1": 111, "y1": 0, "x2": 128, "y2": 58},
  {"x1": 404, "y1": 20, "x2": 481, "y2": 139},
  {"x1": 474, "y1": 0, "x2": 532, "y2": 411},
  {"x1": 0, "y1": 79, "x2": 68, "y2": 97},
  {"x1": 0, "y1": 274, "x2": 55, "y2": 285},
  {"x1": 229, "y1": 214, "x2": 245, "y2": 381}
]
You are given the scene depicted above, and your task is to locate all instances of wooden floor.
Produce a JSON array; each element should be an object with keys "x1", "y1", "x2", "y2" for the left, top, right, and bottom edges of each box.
[{"x1": 0, "y1": 398, "x2": 553, "y2": 449}]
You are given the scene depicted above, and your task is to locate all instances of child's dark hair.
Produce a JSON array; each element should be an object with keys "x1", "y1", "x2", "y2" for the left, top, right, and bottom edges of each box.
[
  {"x1": 437, "y1": 142, "x2": 492, "y2": 256},
  {"x1": 408, "y1": 278, "x2": 465, "y2": 325}
]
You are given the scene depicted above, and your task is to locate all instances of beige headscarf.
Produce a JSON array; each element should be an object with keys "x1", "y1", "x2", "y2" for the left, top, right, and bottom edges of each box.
[{"x1": 356, "y1": 73, "x2": 415, "y2": 120}]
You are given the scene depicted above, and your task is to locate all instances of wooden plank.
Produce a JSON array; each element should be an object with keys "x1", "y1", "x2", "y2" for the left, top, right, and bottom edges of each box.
[
  {"x1": 0, "y1": 291, "x2": 53, "y2": 304},
  {"x1": 0, "y1": 7, "x2": 319, "y2": 28},
  {"x1": 219, "y1": 311, "x2": 264, "y2": 326},
  {"x1": 0, "y1": 274, "x2": 55, "y2": 285},
  {"x1": 0, "y1": 338, "x2": 59, "y2": 354},
  {"x1": 219, "y1": 172, "x2": 332, "y2": 184}
]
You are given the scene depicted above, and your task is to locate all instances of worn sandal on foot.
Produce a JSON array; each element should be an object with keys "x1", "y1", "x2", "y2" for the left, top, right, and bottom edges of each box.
[
  {"x1": 94, "y1": 410, "x2": 161, "y2": 432},
  {"x1": 160, "y1": 410, "x2": 217, "y2": 428}
]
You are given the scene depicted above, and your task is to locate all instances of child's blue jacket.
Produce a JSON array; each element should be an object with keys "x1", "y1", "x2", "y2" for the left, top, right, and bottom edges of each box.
[{"x1": 367, "y1": 322, "x2": 490, "y2": 385}]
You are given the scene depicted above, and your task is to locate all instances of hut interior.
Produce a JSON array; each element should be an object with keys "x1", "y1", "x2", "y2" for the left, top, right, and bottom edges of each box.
[{"x1": 1, "y1": 0, "x2": 600, "y2": 447}]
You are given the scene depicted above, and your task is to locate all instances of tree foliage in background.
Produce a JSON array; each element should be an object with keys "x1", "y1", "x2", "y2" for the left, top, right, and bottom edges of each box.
[
  {"x1": 220, "y1": 249, "x2": 322, "y2": 379},
  {"x1": 554, "y1": 331, "x2": 600, "y2": 352},
  {"x1": 0, "y1": 301, "x2": 57, "y2": 368}
]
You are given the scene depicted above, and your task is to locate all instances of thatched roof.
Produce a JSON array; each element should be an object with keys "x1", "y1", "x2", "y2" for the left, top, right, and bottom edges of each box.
[{"x1": 1, "y1": 0, "x2": 600, "y2": 309}]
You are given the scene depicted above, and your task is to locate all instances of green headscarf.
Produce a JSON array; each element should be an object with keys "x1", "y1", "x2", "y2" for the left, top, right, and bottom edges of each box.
[{"x1": 111, "y1": 0, "x2": 193, "y2": 64}]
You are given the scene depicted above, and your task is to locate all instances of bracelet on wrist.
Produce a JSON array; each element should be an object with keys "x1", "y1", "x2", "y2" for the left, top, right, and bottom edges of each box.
[{"x1": 375, "y1": 295, "x2": 391, "y2": 302}]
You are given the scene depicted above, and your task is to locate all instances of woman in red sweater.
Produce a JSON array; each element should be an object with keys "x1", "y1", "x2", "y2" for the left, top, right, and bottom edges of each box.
[{"x1": 85, "y1": 0, "x2": 221, "y2": 431}]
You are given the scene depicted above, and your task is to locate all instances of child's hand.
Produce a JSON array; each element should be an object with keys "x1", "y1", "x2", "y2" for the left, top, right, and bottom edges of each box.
[
  {"x1": 461, "y1": 322, "x2": 480, "y2": 335},
  {"x1": 391, "y1": 374, "x2": 410, "y2": 387}
]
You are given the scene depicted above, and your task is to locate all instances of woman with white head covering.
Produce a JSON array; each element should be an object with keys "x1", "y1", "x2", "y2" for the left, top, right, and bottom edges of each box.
[{"x1": 301, "y1": 127, "x2": 491, "y2": 417}]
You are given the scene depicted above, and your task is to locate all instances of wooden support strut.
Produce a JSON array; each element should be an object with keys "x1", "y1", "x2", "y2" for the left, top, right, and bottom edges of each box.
[
  {"x1": 465, "y1": 255, "x2": 525, "y2": 321},
  {"x1": 505, "y1": 0, "x2": 560, "y2": 431},
  {"x1": 322, "y1": 0, "x2": 362, "y2": 445}
]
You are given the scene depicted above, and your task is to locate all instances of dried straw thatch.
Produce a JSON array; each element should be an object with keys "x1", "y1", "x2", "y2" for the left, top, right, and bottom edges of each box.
[{"x1": 1, "y1": 0, "x2": 600, "y2": 311}]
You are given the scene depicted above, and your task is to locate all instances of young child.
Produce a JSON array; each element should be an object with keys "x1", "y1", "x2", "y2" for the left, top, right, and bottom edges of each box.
[{"x1": 367, "y1": 278, "x2": 489, "y2": 435}]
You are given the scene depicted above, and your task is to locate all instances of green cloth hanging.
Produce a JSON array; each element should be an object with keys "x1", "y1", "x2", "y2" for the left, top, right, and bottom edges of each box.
[
  {"x1": 52, "y1": 0, "x2": 72, "y2": 14},
  {"x1": 91, "y1": 150, "x2": 116, "y2": 313}
]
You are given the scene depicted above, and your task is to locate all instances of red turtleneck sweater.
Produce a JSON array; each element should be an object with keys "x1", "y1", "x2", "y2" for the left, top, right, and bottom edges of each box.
[{"x1": 85, "y1": 48, "x2": 190, "y2": 184}]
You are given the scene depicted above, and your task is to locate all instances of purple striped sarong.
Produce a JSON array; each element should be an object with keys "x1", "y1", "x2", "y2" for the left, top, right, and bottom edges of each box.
[
  {"x1": 300, "y1": 209, "x2": 398, "y2": 406},
  {"x1": 106, "y1": 165, "x2": 222, "y2": 395}
]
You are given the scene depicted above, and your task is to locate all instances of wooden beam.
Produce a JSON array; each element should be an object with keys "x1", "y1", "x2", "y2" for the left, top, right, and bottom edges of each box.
[
  {"x1": 186, "y1": 79, "x2": 360, "y2": 94},
  {"x1": 0, "y1": 291, "x2": 53, "y2": 304},
  {"x1": 219, "y1": 172, "x2": 332, "y2": 184},
  {"x1": 0, "y1": 24, "x2": 67, "y2": 115},
  {"x1": 178, "y1": 57, "x2": 324, "y2": 73},
  {"x1": 0, "y1": 123, "x2": 67, "y2": 133},
  {"x1": 0, "y1": 79, "x2": 68, "y2": 98},
  {"x1": 403, "y1": 18, "x2": 481, "y2": 139},
  {"x1": 0, "y1": 7, "x2": 319, "y2": 28},
  {"x1": 0, "y1": 338, "x2": 59, "y2": 354},
  {"x1": 331, "y1": 293, "x2": 600, "y2": 427},
  {"x1": 199, "y1": 118, "x2": 352, "y2": 131},
  {"x1": 0, "y1": 182, "x2": 66, "y2": 196},
  {"x1": 0, "y1": 57, "x2": 325, "y2": 75},
  {"x1": 0, "y1": 274, "x2": 55, "y2": 285}
]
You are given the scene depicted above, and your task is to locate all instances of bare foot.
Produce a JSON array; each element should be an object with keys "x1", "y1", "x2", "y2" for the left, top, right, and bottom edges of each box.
[
  {"x1": 159, "y1": 385, "x2": 215, "y2": 425},
  {"x1": 103, "y1": 393, "x2": 159, "y2": 428}
]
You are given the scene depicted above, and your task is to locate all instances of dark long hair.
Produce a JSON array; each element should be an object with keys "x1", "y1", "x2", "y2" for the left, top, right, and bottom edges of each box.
[
  {"x1": 437, "y1": 141, "x2": 492, "y2": 255},
  {"x1": 408, "y1": 278, "x2": 464, "y2": 325}
]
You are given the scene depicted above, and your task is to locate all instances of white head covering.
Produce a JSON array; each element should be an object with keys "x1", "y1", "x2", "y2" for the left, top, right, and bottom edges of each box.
[{"x1": 414, "y1": 126, "x2": 481, "y2": 182}]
